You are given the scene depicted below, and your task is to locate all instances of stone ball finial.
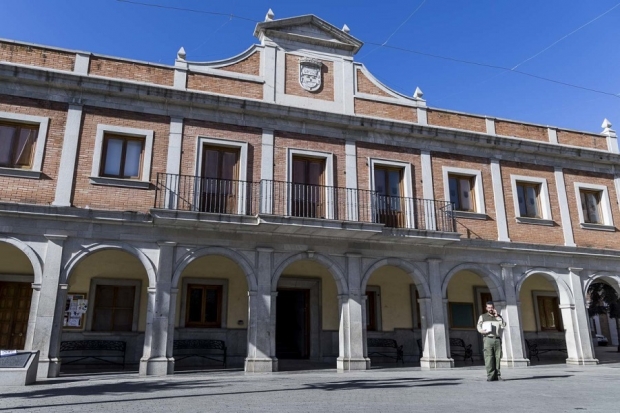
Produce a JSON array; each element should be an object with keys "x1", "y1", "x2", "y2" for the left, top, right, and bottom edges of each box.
[
  {"x1": 342, "y1": 24, "x2": 350, "y2": 33},
  {"x1": 414, "y1": 87, "x2": 424, "y2": 99},
  {"x1": 265, "y1": 8, "x2": 275, "y2": 22},
  {"x1": 177, "y1": 47, "x2": 186, "y2": 60}
]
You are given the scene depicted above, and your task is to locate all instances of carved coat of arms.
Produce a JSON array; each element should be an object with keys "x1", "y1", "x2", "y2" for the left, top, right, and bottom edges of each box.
[{"x1": 299, "y1": 58, "x2": 323, "y2": 92}]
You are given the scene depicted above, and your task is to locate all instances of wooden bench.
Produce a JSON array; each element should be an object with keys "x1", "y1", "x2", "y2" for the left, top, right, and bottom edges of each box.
[
  {"x1": 173, "y1": 339, "x2": 227, "y2": 368},
  {"x1": 60, "y1": 340, "x2": 126, "y2": 367},
  {"x1": 450, "y1": 338, "x2": 473, "y2": 362},
  {"x1": 367, "y1": 338, "x2": 404, "y2": 364},
  {"x1": 525, "y1": 338, "x2": 567, "y2": 361}
]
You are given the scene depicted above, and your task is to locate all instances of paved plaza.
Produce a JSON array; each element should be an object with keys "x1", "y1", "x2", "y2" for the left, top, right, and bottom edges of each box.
[{"x1": 1, "y1": 349, "x2": 620, "y2": 413}]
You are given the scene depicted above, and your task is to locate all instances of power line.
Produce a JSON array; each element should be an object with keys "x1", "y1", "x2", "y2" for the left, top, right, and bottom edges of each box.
[{"x1": 115, "y1": 0, "x2": 258, "y2": 22}]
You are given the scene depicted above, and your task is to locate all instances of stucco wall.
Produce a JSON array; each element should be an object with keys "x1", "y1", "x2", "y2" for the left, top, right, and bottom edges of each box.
[
  {"x1": 519, "y1": 274, "x2": 557, "y2": 332},
  {"x1": 367, "y1": 266, "x2": 413, "y2": 331},
  {"x1": 0, "y1": 243, "x2": 34, "y2": 274}
]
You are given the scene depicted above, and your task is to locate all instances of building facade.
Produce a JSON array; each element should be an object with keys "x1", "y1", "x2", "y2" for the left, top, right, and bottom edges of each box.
[{"x1": 1, "y1": 12, "x2": 620, "y2": 379}]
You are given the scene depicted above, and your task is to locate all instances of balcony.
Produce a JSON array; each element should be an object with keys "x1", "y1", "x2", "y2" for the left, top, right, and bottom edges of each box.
[{"x1": 152, "y1": 174, "x2": 459, "y2": 243}]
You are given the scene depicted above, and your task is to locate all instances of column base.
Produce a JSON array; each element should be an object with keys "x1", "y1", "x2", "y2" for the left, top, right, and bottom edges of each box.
[
  {"x1": 139, "y1": 357, "x2": 174, "y2": 376},
  {"x1": 501, "y1": 358, "x2": 530, "y2": 368},
  {"x1": 566, "y1": 358, "x2": 599, "y2": 366},
  {"x1": 37, "y1": 357, "x2": 61, "y2": 379},
  {"x1": 337, "y1": 357, "x2": 370, "y2": 371},
  {"x1": 420, "y1": 357, "x2": 454, "y2": 370},
  {"x1": 245, "y1": 357, "x2": 277, "y2": 372}
]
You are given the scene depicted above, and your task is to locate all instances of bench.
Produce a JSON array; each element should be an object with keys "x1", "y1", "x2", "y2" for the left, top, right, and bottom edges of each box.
[
  {"x1": 525, "y1": 338, "x2": 567, "y2": 361},
  {"x1": 60, "y1": 340, "x2": 126, "y2": 367},
  {"x1": 367, "y1": 338, "x2": 404, "y2": 364},
  {"x1": 173, "y1": 339, "x2": 227, "y2": 368},
  {"x1": 450, "y1": 338, "x2": 473, "y2": 362}
]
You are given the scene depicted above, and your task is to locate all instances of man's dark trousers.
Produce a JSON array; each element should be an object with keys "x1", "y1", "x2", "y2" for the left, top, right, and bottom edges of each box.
[{"x1": 483, "y1": 336, "x2": 502, "y2": 381}]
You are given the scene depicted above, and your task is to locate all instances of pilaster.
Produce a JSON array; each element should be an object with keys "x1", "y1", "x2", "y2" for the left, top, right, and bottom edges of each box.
[
  {"x1": 345, "y1": 141, "x2": 358, "y2": 221},
  {"x1": 490, "y1": 159, "x2": 510, "y2": 242},
  {"x1": 260, "y1": 129, "x2": 275, "y2": 214},
  {"x1": 421, "y1": 151, "x2": 436, "y2": 231},
  {"x1": 52, "y1": 104, "x2": 83, "y2": 206},
  {"x1": 554, "y1": 168, "x2": 576, "y2": 247},
  {"x1": 164, "y1": 118, "x2": 184, "y2": 209}
]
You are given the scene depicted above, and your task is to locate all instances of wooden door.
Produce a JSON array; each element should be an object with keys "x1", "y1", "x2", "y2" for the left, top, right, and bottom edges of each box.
[
  {"x1": 200, "y1": 146, "x2": 239, "y2": 213},
  {"x1": 291, "y1": 157, "x2": 325, "y2": 218},
  {"x1": 374, "y1": 166, "x2": 405, "y2": 228},
  {"x1": 0, "y1": 282, "x2": 32, "y2": 349}
]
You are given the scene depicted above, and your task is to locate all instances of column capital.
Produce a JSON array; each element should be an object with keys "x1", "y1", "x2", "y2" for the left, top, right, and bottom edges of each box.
[
  {"x1": 171, "y1": 288, "x2": 179, "y2": 294},
  {"x1": 569, "y1": 267, "x2": 584, "y2": 274},
  {"x1": 31, "y1": 283, "x2": 42, "y2": 291},
  {"x1": 157, "y1": 241, "x2": 177, "y2": 247},
  {"x1": 148, "y1": 287, "x2": 157, "y2": 294},
  {"x1": 256, "y1": 247, "x2": 274, "y2": 253},
  {"x1": 500, "y1": 263, "x2": 516, "y2": 268},
  {"x1": 248, "y1": 290, "x2": 257, "y2": 297},
  {"x1": 426, "y1": 257, "x2": 442, "y2": 264},
  {"x1": 345, "y1": 252, "x2": 361, "y2": 258},
  {"x1": 559, "y1": 303, "x2": 576, "y2": 310},
  {"x1": 59, "y1": 284, "x2": 69, "y2": 290},
  {"x1": 45, "y1": 234, "x2": 68, "y2": 242}
]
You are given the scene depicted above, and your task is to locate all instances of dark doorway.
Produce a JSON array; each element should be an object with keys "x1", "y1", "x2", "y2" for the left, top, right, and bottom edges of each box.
[
  {"x1": 276, "y1": 289, "x2": 310, "y2": 359},
  {"x1": 0, "y1": 282, "x2": 32, "y2": 349}
]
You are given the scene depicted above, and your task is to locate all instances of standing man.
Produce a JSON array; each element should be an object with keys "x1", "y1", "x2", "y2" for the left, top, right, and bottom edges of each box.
[{"x1": 477, "y1": 301, "x2": 506, "y2": 381}]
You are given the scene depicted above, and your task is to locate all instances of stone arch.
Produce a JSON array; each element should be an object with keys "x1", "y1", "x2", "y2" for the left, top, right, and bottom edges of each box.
[
  {"x1": 272, "y1": 252, "x2": 348, "y2": 295},
  {"x1": 584, "y1": 272, "x2": 620, "y2": 297},
  {"x1": 516, "y1": 268, "x2": 573, "y2": 304},
  {"x1": 442, "y1": 263, "x2": 505, "y2": 302},
  {"x1": 62, "y1": 242, "x2": 157, "y2": 287},
  {"x1": 361, "y1": 257, "x2": 430, "y2": 298},
  {"x1": 0, "y1": 237, "x2": 43, "y2": 285},
  {"x1": 172, "y1": 246, "x2": 257, "y2": 291}
]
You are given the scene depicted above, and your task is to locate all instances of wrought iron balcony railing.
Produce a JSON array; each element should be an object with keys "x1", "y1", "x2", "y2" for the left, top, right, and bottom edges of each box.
[{"x1": 154, "y1": 174, "x2": 456, "y2": 233}]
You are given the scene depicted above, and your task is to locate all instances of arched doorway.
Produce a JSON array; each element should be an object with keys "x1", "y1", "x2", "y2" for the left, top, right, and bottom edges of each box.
[{"x1": 585, "y1": 274, "x2": 620, "y2": 361}]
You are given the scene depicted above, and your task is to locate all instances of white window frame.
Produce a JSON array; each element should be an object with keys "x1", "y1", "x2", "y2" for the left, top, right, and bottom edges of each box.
[
  {"x1": 287, "y1": 148, "x2": 335, "y2": 219},
  {"x1": 442, "y1": 166, "x2": 486, "y2": 216},
  {"x1": 573, "y1": 182, "x2": 614, "y2": 231},
  {"x1": 510, "y1": 175, "x2": 553, "y2": 225},
  {"x1": 195, "y1": 137, "x2": 249, "y2": 215},
  {"x1": 91, "y1": 124, "x2": 154, "y2": 189},
  {"x1": 369, "y1": 158, "x2": 415, "y2": 228},
  {"x1": 0, "y1": 111, "x2": 49, "y2": 179}
]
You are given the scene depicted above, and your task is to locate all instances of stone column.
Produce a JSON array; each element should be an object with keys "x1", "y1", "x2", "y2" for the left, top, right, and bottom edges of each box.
[
  {"x1": 499, "y1": 264, "x2": 530, "y2": 367},
  {"x1": 420, "y1": 258, "x2": 453, "y2": 369},
  {"x1": 166, "y1": 287, "x2": 179, "y2": 371},
  {"x1": 245, "y1": 248, "x2": 276, "y2": 372},
  {"x1": 139, "y1": 287, "x2": 157, "y2": 374},
  {"x1": 562, "y1": 268, "x2": 598, "y2": 365},
  {"x1": 24, "y1": 282, "x2": 41, "y2": 352},
  {"x1": 140, "y1": 242, "x2": 176, "y2": 376},
  {"x1": 33, "y1": 234, "x2": 67, "y2": 379}
]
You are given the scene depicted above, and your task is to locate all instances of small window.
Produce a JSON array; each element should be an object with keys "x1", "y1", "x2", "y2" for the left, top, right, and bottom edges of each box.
[
  {"x1": 580, "y1": 190, "x2": 602, "y2": 224},
  {"x1": 92, "y1": 285, "x2": 136, "y2": 332},
  {"x1": 516, "y1": 182, "x2": 542, "y2": 218},
  {"x1": 537, "y1": 295, "x2": 563, "y2": 331},
  {"x1": 0, "y1": 121, "x2": 39, "y2": 169},
  {"x1": 185, "y1": 284, "x2": 223, "y2": 328},
  {"x1": 100, "y1": 134, "x2": 145, "y2": 179},
  {"x1": 448, "y1": 174, "x2": 476, "y2": 212},
  {"x1": 448, "y1": 302, "x2": 475, "y2": 329}
]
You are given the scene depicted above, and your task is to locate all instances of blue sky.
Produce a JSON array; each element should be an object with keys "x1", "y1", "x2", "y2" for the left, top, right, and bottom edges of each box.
[{"x1": 1, "y1": 0, "x2": 619, "y2": 133}]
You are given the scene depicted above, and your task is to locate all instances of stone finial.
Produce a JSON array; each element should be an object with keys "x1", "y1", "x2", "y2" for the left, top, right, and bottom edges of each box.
[
  {"x1": 265, "y1": 8, "x2": 275, "y2": 22},
  {"x1": 602, "y1": 118, "x2": 612, "y2": 130},
  {"x1": 177, "y1": 47, "x2": 186, "y2": 60},
  {"x1": 602, "y1": 118, "x2": 616, "y2": 137},
  {"x1": 342, "y1": 24, "x2": 350, "y2": 33},
  {"x1": 413, "y1": 87, "x2": 424, "y2": 99}
]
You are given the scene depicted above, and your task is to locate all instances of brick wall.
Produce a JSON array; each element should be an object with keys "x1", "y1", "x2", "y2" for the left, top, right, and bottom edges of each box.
[
  {"x1": 563, "y1": 169, "x2": 620, "y2": 250},
  {"x1": 71, "y1": 107, "x2": 170, "y2": 212},
  {"x1": 431, "y1": 153, "x2": 498, "y2": 240},
  {"x1": 284, "y1": 54, "x2": 334, "y2": 101},
  {"x1": 187, "y1": 72, "x2": 263, "y2": 100},
  {"x1": 356, "y1": 70, "x2": 390, "y2": 97},
  {"x1": 427, "y1": 110, "x2": 486, "y2": 133},
  {"x1": 0, "y1": 95, "x2": 67, "y2": 205},
  {"x1": 354, "y1": 98, "x2": 417, "y2": 123},
  {"x1": 495, "y1": 120, "x2": 548, "y2": 142},
  {"x1": 557, "y1": 130, "x2": 607, "y2": 151},
  {"x1": 0, "y1": 41, "x2": 75, "y2": 71},
  {"x1": 89, "y1": 56, "x2": 174, "y2": 86},
  {"x1": 218, "y1": 52, "x2": 261, "y2": 76},
  {"x1": 499, "y1": 161, "x2": 564, "y2": 245}
]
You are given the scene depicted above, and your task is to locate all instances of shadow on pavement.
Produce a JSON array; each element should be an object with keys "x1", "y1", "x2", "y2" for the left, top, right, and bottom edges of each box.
[{"x1": 504, "y1": 375, "x2": 573, "y2": 381}]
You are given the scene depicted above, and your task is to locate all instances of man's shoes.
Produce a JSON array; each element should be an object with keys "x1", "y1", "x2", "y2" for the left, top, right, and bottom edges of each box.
[{"x1": 497, "y1": 376, "x2": 504, "y2": 381}]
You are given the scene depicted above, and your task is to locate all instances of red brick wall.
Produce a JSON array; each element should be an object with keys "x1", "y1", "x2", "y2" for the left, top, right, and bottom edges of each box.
[
  {"x1": 284, "y1": 54, "x2": 334, "y2": 101},
  {"x1": 89, "y1": 56, "x2": 174, "y2": 86},
  {"x1": 499, "y1": 161, "x2": 564, "y2": 245},
  {"x1": 354, "y1": 98, "x2": 417, "y2": 123},
  {"x1": 218, "y1": 52, "x2": 261, "y2": 76},
  {"x1": 563, "y1": 169, "x2": 620, "y2": 250},
  {"x1": 71, "y1": 107, "x2": 170, "y2": 212},
  {"x1": 557, "y1": 130, "x2": 607, "y2": 151},
  {"x1": 431, "y1": 153, "x2": 497, "y2": 240},
  {"x1": 495, "y1": 120, "x2": 548, "y2": 142},
  {"x1": 0, "y1": 95, "x2": 67, "y2": 205},
  {"x1": 187, "y1": 73, "x2": 263, "y2": 100},
  {"x1": 356, "y1": 70, "x2": 390, "y2": 97},
  {"x1": 0, "y1": 41, "x2": 75, "y2": 71},
  {"x1": 427, "y1": 110, "x2": 486, "y2": 133}
]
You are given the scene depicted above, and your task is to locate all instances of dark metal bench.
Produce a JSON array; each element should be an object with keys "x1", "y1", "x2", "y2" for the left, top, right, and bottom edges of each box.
[
  {"x1": 173, "y1": 339, "x2": 227, "y2": 367},
  {"x1": 60, "y1": 340, "x2": 126, "y2": 367},
  {"x1": 450, "y1": 338, "x2": 473, "y2": 362},
  {"x1": 525, "y1": 338, "x2": 567, "y2": 361},
  {"x1": 367, "y1": 338, "x2": 404, "y2": 364}
]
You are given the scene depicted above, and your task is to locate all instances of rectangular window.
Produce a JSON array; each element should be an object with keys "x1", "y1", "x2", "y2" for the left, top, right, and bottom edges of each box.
[
  {"x1": 92, "y1": 285, "x2": 136, "y2": 332},
  {"x1": 448, "y1": 302, "x2": 475, "y2": 328},
  {"x1": 200, "y1": 145, "x2": 240, "y2": 213},
  {"x1": 374, "y1": 165, "x2": 405, "y2": 228},
  {"x1": 185, "y1": 284, "x2": 223, "y2": 328},
  {"x1": 0, "y1": 121, "x2": 39, "y2": 169},
  {"x1": 580, "y1": 190, "x2": 602, "y2": 224},
  {"x1": 291, "y1": 156, "x2": 325, "y2": 218},
  {"x1": 516, "y1": 182, "x2": 541, "y2": 218},
  {"x1": 101, "y1": 134, "x2": 144, "y2": 179},
  {"x1": 448, "y1": 174, "x2": 476, "y2": 212},
  {"x1": 537, "y1": 296, "x2": 563, "y2": 331},
  {"x1": 366, "y1": 290, "x2": 378, "y2": 331}
]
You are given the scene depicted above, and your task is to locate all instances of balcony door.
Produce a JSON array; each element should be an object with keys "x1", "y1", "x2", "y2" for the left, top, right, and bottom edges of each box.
[
  {"x1": 374, "y1": 166, "x2": 405, "y2": 228},
  {"x1": 200, "y1": 145, "x2": 239, "y2": 213},
  {"x1": 291, "y1": 157, "x2": 325, "y2": 218}
]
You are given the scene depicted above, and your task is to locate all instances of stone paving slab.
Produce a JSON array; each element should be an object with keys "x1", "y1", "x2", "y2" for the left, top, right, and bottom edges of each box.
[{"x1": 0, "y1": 362, "x2": 618, "y2": 413}]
